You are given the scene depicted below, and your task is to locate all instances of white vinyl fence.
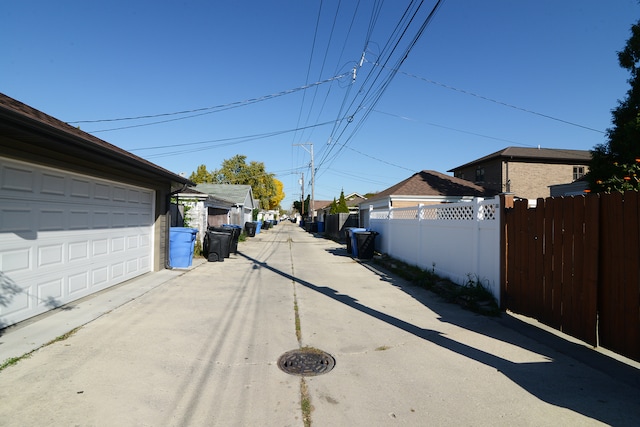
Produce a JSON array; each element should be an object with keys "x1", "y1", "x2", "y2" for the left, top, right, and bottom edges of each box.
[{"x1": 368, "y1": 196, "x2": 501, "y2": 301}]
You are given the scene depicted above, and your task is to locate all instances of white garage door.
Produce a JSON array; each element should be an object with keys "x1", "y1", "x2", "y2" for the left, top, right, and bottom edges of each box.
[{"x1": 0, "y1": 156, "x2": 155, "y2": 327}]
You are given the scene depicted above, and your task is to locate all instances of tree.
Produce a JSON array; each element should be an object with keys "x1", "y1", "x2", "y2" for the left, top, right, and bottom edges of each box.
[
  {"x1": 189, "y1": 155, "x2": 285, "y2": 209},
  {"x1": 329, "y1": 198, "x2": 338, "y2": 214},
  {"x1": 589, "y1": 20, "x2": 640, "y2": 192},
  {"x1": 293, "y1": 195, "x2": 310, "y2": 216},
  {"x1": 209, "y1": 154, "x2": 284, "y2": 209},
  {"x1": 337, "y1": 190, "x2": 349, "y2": 213},
  {"x1": 268, "y1": 178, "x2": 285, "y2": 210},
  {"x1": 189, "y1": 164, "x2": 214, "y2": 183}
]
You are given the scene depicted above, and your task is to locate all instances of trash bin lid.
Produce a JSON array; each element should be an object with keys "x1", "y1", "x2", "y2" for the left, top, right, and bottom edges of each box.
[{"x1": 170, "y1": 227, "x2": 198, "y2": 234}]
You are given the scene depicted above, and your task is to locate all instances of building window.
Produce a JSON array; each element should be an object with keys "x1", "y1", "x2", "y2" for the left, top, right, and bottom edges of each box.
[
  {"x1": 573, "y1": 166, "x2": 585, "y2": 181},
  {"x1": 475, "y1": 167, "x2": 485, "y2": 183}
]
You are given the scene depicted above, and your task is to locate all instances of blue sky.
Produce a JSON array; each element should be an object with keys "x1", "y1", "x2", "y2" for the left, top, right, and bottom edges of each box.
[{"x1": 3, "y1": 1, "x2": 639, "y2": 209}]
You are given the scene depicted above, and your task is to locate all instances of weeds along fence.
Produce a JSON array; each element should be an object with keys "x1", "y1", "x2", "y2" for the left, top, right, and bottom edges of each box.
[{"x1": 368, "y1": 197, "x2": 502, "y2": 301}]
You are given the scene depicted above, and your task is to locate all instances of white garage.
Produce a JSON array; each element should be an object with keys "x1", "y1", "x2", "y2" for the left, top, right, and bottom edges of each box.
[
  {"x1": 0, "y1": 93, "x2": 191, "y2": 329},
  {"x1": 0, "y1": 156, "x2": 155, "y2": 326}
]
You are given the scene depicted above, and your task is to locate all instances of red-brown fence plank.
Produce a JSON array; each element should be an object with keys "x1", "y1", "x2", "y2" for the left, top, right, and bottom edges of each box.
[
  {"x1": 512, "y1": 199, "x2": 529, "y2": 315},
  {"x1": 525, "y1": 202, "x2": 538, "y2": 316},
  {"x1": 533, "y1": 198, "x2": 545, "y2": 319},
  {"x1": 582, "y1": 194, "x2": 599, "y2": 347},
  {"x1": 621, "y1": 191, "x2": 640, "y2": 360},
  {"x1": 541, "y1": 195, "x2": 555, "y2": 326},
  {"x1": 598, "y1": 191, "x2": 623, "y2": 352},
  {"x1": 560, "y1": 197, "x2": 575, "y2": 337},
  {"x1": 569, "y1": 196, "x2": 585, "y2": 341},
  {"x1": 550, "y1": 196, "x2": 565, "y2": 330}
]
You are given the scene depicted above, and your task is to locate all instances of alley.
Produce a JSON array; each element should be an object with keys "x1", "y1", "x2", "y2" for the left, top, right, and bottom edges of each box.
[{"x1": 0, "y1": 221, "x2": 639, "y2": 426}]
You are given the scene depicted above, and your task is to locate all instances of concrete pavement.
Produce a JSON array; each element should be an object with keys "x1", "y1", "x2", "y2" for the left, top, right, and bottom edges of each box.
[{"x1": 1, "y1": 221, "x2": 639, "y2": 426}]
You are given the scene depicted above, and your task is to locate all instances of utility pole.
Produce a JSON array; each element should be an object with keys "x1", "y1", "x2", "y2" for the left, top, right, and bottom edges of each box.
[
  {"x1": 293, "y1": 143, "x2": 314, "y2": 222},
  {"x1": 299, "y1": 173, "x2": 304, "y2": 217}
]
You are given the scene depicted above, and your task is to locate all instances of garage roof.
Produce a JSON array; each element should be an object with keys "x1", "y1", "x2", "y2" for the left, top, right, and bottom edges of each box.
[{"x1": 0, "y1": 93, "x2": 192, "y2": 186}]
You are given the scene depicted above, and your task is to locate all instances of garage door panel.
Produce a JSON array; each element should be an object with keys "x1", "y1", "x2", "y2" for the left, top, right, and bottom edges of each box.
[
  {"x1": 38, "y1": 243, "x2": 64, "y2": 266},
  {"x1": 68, "y1": 271, "x2": 89, "y2": 295},
  {"x1": 1, "y1": 165, "x2": 34, "y2": 191},
  {"x1": 37, "y1": 278, "x2": 63, "y2": 306},
  {"x1": 92, "y1": 267, "x2": 109, "y2": 287},
  {"x1": 0, "y1": 156, "x2": 155, "y2": 327},
  {"x1": 2, "y1": 207, "x2": 33, "y2": 232},
  {"x1": 40, "y1": 209, "x2": 65, "y2": 230},
  {"x1": 41, "y1": 173, "x2": 66, "y2": 195},
  {"x1": 71, "y1": 179, "x2": 90, "y2": 197},
  {"x1": 68, "y1": 241, "x2": 88, "y2": 261}
]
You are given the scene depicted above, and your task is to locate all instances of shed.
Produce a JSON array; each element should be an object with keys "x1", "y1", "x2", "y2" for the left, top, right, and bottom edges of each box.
[{"x1": 194, "y1": 184, "x2": 257, "y2": 227}]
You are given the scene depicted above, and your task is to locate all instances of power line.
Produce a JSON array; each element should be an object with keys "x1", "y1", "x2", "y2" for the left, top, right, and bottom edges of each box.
[
  {"x1": 134, "y1": 119, "x2": 338, "y2": 159},
  {"x1": 71, "y1": 72, "x2": 349, "y2": 132},
  {"x1": 317, "y1": 0, "x2": 446, "y2": 173},
  {"x1": 372, "y1": 108, "x2": 528, "y2": 146},
  {"x1": 376, "y1": 63, "x2": 607, "y2": 134}
]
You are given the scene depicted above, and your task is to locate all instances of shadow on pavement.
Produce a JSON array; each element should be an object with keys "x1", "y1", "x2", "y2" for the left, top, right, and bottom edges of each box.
[{"x1": 238, "y1": 251, "x2": 640, "y2": 426}]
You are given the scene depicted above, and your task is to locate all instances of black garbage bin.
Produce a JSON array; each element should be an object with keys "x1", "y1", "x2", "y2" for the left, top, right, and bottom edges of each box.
[
  {"x1": 354, "y1": 231, "x2": 378, "y2": 259},
  {"x1": 223, "y1": 224, "x2": 242, "y2": 253},
  {"x1": 205, "y1": 231, "x2": 231, "y2": 261},
  {"x1": 209, "y1": 226, "x2": 239, "y2": 254},
  {"x1": 209, "y1": 231, "x2": 231, "y2": 258},
  {"x1": 245, "y1": 221, "x2": 257, "y2": 237},
  {"x1": 203, "y1": 231, "x2": 224, "y2": 262}
]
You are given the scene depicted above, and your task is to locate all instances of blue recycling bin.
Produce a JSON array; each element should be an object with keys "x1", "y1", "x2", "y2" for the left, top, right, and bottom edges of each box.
[
  {"x1": 317, "y1": 222, "x2": 325, "y2": 233},
  {"x1": 255, "y1": 221, "x2": 262, "y2": 234},
  {"x1": 169, "y1": 227, "x2": 198, "y2": 268},
  {"x1": 346, "y1": 227, "x2": 367, "y2": 257}
]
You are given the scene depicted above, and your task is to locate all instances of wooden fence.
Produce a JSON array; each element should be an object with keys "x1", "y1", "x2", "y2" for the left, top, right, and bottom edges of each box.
[{"x1": 502, "y1": 192, "x2": 640, "y2": 362}]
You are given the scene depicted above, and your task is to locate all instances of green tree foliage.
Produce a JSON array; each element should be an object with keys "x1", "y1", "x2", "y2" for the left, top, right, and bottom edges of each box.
[
  {"x1": 293, "y1": 195, "x2": 310, "y2": 216},
  {"x1": 589, "y1": 20, "x2": 640, "y2": 193},
  {"x1": 189, "y1": 164, "x2": 215, "y2": 183},
  {"x1": 337, "y1": 190, "x2": 349, "y2": 213},
  {"x1": 329, "y1": 198, "x2": 338, "y2": 214},
  {"x1": 190, "y1": 155, "x2": 285, "y2": 209},
  {"x1": 213, "y1": 155, "x2": 279, "y2": 209}
]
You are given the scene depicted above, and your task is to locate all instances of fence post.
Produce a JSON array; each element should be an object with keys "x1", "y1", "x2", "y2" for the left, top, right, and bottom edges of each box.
[
  {"x1": 418, "y1": 204, "x2": 424, "y2": 267},
  {"x1": 387, "y1": 206, "x2": 392, "y2": 255},
  {"x1": 499, "y1": 193, "x2": 515, "y2": 309},
  {"x1": 471, "y1": 198, "x2": 481, "y2": 282}
]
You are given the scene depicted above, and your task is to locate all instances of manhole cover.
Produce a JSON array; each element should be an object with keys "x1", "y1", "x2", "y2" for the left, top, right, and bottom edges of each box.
[{"x1": 277, "y1": 348, "x2": 335, "y2": 376}]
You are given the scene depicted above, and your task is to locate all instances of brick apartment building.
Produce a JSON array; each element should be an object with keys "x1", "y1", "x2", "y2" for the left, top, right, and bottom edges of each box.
[{"x1": 448, "y1": 147, "x2": 591, "y2": 201}]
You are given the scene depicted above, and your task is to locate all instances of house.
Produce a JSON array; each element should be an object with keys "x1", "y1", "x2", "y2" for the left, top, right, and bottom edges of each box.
[
  {"x1": 0, "y1": 93, "x2": 191, "y2": 328},
  {"x1": 315, "y1": 193, "x2": 366, "y2": 223},
  {"x1": 194, "y1": 184, "x2": 257, "y2": 227},
  {"x1": 448, "y1": 147, "x2": 591, "y2": 201},
  {"x1": 359, "y1": 170, "x2": 494, "y2": 227},
  {"x1": 310, "y1": 200, "x2": 333, "y2": 223}
]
